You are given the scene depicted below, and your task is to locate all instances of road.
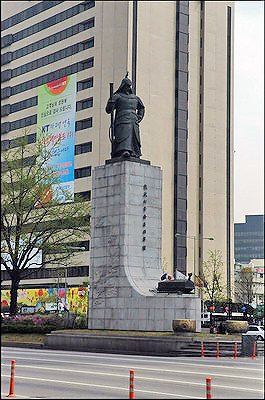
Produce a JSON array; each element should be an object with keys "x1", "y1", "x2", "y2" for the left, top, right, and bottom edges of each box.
[{"x1": 1, "y1": 347, "x2": 264, "y2": 399}]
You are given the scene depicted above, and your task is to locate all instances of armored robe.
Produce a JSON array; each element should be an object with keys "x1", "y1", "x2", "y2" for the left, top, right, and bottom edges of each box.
[{"x1": 105, "y1": 78, "x2": 145, "y2": 158}]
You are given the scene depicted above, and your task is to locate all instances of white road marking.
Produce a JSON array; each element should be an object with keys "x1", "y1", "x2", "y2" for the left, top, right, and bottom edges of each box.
[
  {"x1": 1, "y1": 366, "x2": 263, "y2": 393},
  {"x1": 1, "y1": 375, "x2": 203, "y2": 398},
  {"x1": 2, "y1": 348, "x2": 263, "y2": 371},
  {"x1": 1, "y1": 357, "x2": 263, "y2": 381}
]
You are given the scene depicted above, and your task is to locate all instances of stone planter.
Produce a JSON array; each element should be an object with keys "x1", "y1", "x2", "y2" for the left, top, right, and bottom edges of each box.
[
  {"x1": 172, "y1": 319, "x2": 196, "y2": 333},
  {"x1": 224, "y1": 320, "x2": 248, "y2": 333}
]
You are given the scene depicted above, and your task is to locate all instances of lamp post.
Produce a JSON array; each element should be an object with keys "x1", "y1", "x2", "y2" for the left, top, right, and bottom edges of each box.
[
  {"x1": 175, "y1": 233, "x2": 214, "y2": 278},
  {"x1": 63, "y1": 245, "x2": 87, "y2": 310},
  {"x1": 175, "y1": 233, "x2": 214, "y2": 309}
]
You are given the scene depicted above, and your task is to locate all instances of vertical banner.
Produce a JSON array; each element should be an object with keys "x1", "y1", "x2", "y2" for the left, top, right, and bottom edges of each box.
[{"x1": 37, "y1": 74, "x2": 76, "y2": 202}]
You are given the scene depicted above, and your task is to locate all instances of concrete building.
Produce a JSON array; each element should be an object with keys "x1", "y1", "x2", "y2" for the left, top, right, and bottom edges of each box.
[
  {"x1": 1, "y1": 1, "x2": 234, "y2": 296},
  {"x1": 234, "y1": 215, "x2": 264, "y2": 264},
  {"x1": 234, "y1": 259, "x2": 264, "y2": 308}
]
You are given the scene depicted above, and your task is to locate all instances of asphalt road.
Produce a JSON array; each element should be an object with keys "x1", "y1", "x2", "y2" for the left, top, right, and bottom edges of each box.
[{"x1": 1, "y1": 347, "x2": 264, "y2": 399}]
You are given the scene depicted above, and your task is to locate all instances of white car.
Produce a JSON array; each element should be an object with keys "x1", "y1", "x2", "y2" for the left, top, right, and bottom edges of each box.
[{"x1": 245, "y1": 325, "x2": 264, "y2": 341}]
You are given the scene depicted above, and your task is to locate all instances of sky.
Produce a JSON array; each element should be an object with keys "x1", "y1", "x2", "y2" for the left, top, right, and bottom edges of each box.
[{"x1": 234, "y1": 1, "x2": 264, "y2": 223}]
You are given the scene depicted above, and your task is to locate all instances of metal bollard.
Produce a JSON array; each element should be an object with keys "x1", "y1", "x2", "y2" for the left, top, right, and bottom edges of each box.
[
  {"x1": 206, "y1": 377, "x2": 212, "y2": 399},
  {"x1": 216, "y1": 342, "x2": 220, "y2": 359},
  {"x1": 7, "y1": 360, "x2": 16, "y2": 398},
  {"x1": 252, "y1": 341, "x2": 256, "y2": 360},
  {"x1": 129, "y1": 369, "x2": 135, "y2": 399},
  {"x1": 234, "y1": 342, "x2": 237, "y2": 359},
  {"x1": 201, "y1": 341, "x2": 205, "y2": 358}
]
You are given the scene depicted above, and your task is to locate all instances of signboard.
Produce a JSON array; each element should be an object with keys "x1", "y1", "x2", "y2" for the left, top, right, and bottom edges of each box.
[
  {"x1": 20, "y1": 306, "x2": 35, "y2": 314},
  {"x1": 37, "y1": 74, "x2": 76, "y2": 202},
  {"x1": 45, "y1": 301, "x2": 67, "y2": 313},
  {"x1": 1, "y1": 287, "x2": 89, "y2": 314}
]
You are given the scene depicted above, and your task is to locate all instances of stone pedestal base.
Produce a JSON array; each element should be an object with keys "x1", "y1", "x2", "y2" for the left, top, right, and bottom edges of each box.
[
  {"x1": 224, "y1": 320, "x2": 248, "y2": 333},
  {"x1": 88, "y1": 160, "x2": 201, "y2": 332},
  {"x1": 172, "y1": 319, "x2": 196, "y2": 333}
]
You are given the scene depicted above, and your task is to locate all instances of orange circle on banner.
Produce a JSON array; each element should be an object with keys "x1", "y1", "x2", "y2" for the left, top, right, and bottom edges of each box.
[{"x1": 46, "y1": 76, "x2": 69, "y2": 96}]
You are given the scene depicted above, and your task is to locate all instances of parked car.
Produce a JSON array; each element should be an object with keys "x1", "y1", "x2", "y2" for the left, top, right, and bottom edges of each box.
[{"x1": 245, "y1": 325, "x2": 264, "y2": 341}]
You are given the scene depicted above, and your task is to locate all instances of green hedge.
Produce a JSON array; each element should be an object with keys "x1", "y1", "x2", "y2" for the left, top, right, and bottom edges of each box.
[{"x1": 1, "y1": 314, "x2": 67, "y2": 334}]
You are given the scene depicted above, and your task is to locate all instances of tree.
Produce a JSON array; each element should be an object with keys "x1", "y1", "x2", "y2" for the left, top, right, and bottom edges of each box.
[
  {"x1": 201, "y1": 250, "x2": 227, "y2": 330},
  {"x1": 1, "y1": 132, "x2": 91, "y2": 315},
  {"x1": 201, "y1": 250, "x2": 227, "y2": 305},
  {"x1": 235, "y1": 267, "x2": 254, "y2": 306}
]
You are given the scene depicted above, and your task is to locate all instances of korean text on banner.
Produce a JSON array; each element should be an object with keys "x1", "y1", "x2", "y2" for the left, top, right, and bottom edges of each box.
[{"x1": 37, "y1": 74, "x2": 76, "y2": 202}]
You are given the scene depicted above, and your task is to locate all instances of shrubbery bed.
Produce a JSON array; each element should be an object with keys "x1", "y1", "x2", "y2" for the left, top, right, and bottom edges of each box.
[{"x1": 1, "y1": 314, "x2": 67, "y2": 333}]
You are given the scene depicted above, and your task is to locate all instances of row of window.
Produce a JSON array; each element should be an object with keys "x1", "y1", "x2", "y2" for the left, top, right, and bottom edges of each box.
[
  {"x1": 1, "y1": 1, "x2": 64, "y2": 32},
  {"x1": 2, "y1": 159, "x2": 91, "y2": 181},
  {"x1": 1, "y1": 162, "x2": 91, "y2": 198},
  {"x1": 1, "y1": 131, "x2": 93, "y2": 154},
  {"x1": 75, "y1": 141, "x2": 92, "y2": 155},
  {"x1": 235, "y1": 247, "x2": 264, "y2": 251},
  {"x1": 1, "y1": 133, "x2": 37, "y2": 151},
  {"x1": 1, "y1": 18, "x2": 94, "y2": 65},
  {"x1": 76, "y1": 98, "x2": 93, "y2": 112},
  {"x1": 74, "y1": 191, "x2": 91, "y2": 201},
  {"x1": 75, "y1": 118, "x2": 93, "y2": 132},
  {"x1": 1, "y1": 95, "x2": 93, "y2": 117},
  {"x1": 1, "y1": 265, "x2": 89, "y2": 282},
  {"x1": 1, "y1": 58, "x2": 94, "y2": 99},
  {"x1": 235, "y1": 255, "x2": 264, "y2": 261},
  {"x1": 235, "y1": 231, "x2": 264, "y2": 236},
  {"x1": 235, "y1": 237, "x2": 264, "y2": 246},
  {"x1": 1, "y1": 115, "x2": 93, "y2": 135},
  {"x1": 1, "y1": 1, "x2": 95, "y2": 43},
  {"x1": 2, "y1": 38, "x2": 94, "y2": 82},
  {"x1": 1, "y1": 138, "x2": 92, "y2": 159},
  {"x1": 1, "y1": 156, "x2": 36, "y2": 172},
  {"x1": 74, "y1": 166, "x2": 91, "y2": 179}
]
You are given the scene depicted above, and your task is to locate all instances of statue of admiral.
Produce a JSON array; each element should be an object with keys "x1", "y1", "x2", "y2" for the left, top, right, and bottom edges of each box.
[{"x1": 105, "y1": 73, "x2": 145, "y2": 159}]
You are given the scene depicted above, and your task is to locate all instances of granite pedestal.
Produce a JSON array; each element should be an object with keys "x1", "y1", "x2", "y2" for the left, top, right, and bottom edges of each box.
[{"x1": 88, "y1": 160, "x2": 201, "y2": 331}]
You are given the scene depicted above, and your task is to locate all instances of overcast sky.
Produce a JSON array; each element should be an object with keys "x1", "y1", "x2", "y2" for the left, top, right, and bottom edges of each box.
[{"x1": 234, "y1": 1, "x2": 264, "y2": 223}]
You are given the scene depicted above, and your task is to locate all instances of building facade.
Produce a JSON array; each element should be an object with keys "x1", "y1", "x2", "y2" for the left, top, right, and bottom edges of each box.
[
  {"x1": 1, "y1": 1, "x2": 234, "y2": 295},
  {"x1": 234, "y1": 258, "x2": 264, "y2": 308},
  {"x1": 234, "y1": 215, "x2": 264, "y2": 264}
]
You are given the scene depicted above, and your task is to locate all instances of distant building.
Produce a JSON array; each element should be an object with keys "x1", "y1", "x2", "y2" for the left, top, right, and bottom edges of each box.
[
  {"x1": 234, "y1": 259, "x2": 264, "y2": 308},
  {"x1": 234, "y1": 215, "x2": 264, "y2": 264}
]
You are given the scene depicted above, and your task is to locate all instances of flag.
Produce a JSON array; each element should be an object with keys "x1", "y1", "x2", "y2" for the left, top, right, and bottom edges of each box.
[{"x1": 195, "y1": 275, "x2": 203, "y2": 287}]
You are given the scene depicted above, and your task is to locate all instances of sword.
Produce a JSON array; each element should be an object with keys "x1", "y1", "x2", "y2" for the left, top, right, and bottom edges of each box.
[{"x1": 109, "y1": 82, "x2": 114, "y2": 143}]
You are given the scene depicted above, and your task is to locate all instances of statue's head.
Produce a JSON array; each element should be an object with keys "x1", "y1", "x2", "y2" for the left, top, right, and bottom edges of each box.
[{"x1": 117, "y1": 76, "x2": 133, "y2": 94}]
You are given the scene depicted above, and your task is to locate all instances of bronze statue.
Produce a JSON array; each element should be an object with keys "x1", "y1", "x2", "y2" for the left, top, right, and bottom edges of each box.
[{"x1": 106, "y1": 74, "x2": 145, "y2": 159}]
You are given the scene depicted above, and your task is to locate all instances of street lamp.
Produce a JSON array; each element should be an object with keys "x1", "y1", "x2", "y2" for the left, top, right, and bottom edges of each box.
[
  {"x1": 175, "y1": 233, "x2": 214, "y2": 314},
  {"x1": 175, "y1": 233, "x2": 214, "y2": 279},
  {"x1": 63, "y1": 245, "x2": 87, "y2": 306}
]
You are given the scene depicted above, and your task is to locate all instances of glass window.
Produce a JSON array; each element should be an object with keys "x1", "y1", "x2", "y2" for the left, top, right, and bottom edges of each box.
[
  {"x1": 76, "y1": 98, "x2": 93, "y2": 111},
  {"x1": 65, "y1": 47, "x2": 72, "y2": 57},
  {"x1": 74, "y1": 166, "x2": 91, "y2": 179},
  {"x1": 75, "y1": 141, "x2": 92, "y2": 155},
  {"x1": 74, "y1": 191, "x2": 91, "y2": 202},
  {"x1": 77, "y1": 77, "x2": 93, "y2": 91},
  {"x1": 27, "y1": 133, "x2": 36, "y2": 144},
  {"x1": 1, "y1": 140, "x2": 9, "y2": 151},
  {"x1": 76, "y1": 118, "x2": 92, "y2": 131},
  {"x1": 48, "y1": 54, "x2": 55, "y2": 64}
]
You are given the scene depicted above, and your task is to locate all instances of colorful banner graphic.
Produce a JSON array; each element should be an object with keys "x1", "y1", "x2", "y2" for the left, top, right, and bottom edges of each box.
[
  {"x1": 1, "y1": 287, "x2": 88, "y2": 315},
  {"x1": 37, "y1": 74, "x2": 76, "y2": 202}
]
